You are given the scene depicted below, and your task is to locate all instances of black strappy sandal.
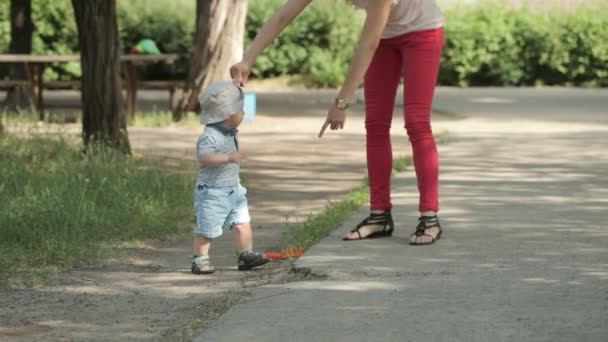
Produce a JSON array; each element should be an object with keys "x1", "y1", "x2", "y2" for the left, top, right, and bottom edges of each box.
[
  {"x1": 343, "y1": 210, "x2": 394, "y2": 241},
  {"x1": 409, "y1": 215, "x2": 443, "y2": 246}
]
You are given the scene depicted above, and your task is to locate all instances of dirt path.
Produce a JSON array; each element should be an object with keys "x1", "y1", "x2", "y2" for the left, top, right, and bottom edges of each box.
[{"x1": 0, "y1": 104, "x2": 447, "y2": 341}]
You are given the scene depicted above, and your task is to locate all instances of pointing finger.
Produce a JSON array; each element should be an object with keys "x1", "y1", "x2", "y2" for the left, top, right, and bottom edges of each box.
[{"x1": 319, "y1": 120, "x2": 330, "y2": 138}]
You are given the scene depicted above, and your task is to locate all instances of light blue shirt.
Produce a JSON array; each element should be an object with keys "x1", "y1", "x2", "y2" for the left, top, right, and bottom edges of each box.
[{"x1": 196, "y1": 123, "x2": 240, "y2": 187}]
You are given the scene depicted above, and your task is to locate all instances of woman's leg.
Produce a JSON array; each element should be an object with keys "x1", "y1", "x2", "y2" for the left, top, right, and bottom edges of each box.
[
  {"x1": 343, "y1": 40, "x2": 401, "y2": 240},
  {"x1": 401, "y1": 28, "x2": 443, "y2": 213},
  {"x1": 400, "y1": 28, "x2": 444, "y2": 244},
  {"x1": 364, "y1": 41, "x2": 402, "y2": 210}
]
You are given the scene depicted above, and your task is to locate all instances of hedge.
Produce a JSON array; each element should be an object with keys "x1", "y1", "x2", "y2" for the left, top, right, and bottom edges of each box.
[
  {"x1": 440, "y1": 4, "x2": 608, "y2": 86},
  {"x1": 0, "y1": 0, "x2": 606, "y2": 87}
]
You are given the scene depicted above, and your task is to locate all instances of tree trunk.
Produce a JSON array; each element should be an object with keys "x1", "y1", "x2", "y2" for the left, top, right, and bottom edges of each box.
[
  {"x1": 72, "y1": 0, "x2": 130, "y2": 154},
  {"x1": 4, "y1": 0, "x2": 33, "y2": 111},
  {"x1": 174, "y1": 0, "x2": 248, "y2": 121}
]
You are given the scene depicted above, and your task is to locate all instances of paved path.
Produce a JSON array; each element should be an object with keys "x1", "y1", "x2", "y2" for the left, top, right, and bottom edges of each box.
[
  {"x1": 1, "y1": 87, "x2": 606, "y2": 341},
  {"x1": 433, "y1": 87, "x2": 608, "y2": 124},
  {"x1": 197, "y1": 92, "x2": 608, "y2": 341},
  {"x1": 5, "y1": 87, "x2": 607, "y2": 124}
]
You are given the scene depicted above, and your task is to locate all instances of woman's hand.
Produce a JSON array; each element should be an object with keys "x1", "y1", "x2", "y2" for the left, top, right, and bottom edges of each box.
[
  {"x1": 230, "y1": 61, "x2": 251, "y2": 87},
  {"x1": 231, "y1": 0, "x2": 312, "y2": 87},
  {"x1": 319, "y1": 103, "x2": 347, "y2": 138},
  {"x1": 318, "y1": 0, "x2": 391, "y2": 138}
]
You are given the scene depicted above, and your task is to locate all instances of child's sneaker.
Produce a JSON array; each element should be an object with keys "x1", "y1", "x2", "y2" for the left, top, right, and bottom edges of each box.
[
  {"x1": 192, "y1": 255, "x2": 215, "y2": 274},
  {"x1": 238, "y1": 251, "x2": 269, "y2": 271}
]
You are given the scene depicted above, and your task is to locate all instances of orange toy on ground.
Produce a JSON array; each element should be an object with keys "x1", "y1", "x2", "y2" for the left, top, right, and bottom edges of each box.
[{"x1": 264, "y1": 245, "x2": 303, "y2": 260}]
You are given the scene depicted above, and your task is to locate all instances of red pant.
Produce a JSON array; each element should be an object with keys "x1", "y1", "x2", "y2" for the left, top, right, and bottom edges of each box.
[{"x1": 364, "y1": 28, "x2": 444, "y2": 212}]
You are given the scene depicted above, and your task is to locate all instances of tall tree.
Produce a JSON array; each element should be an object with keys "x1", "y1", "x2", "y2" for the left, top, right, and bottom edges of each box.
[
  {"x1": 175, "y1": 0, "x2": 248, "y2": 121},
  {"x1": 4, "y1": 0, "x2": 33, "y2": 111},
  {"x1": 72, "y1": 0, "x2": 130, "y2": 154}
]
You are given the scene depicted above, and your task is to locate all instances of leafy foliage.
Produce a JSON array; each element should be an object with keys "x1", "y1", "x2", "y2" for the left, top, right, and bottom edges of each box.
[{"x1": 0, "y1": 0, "x2": 605, "y2": 87}]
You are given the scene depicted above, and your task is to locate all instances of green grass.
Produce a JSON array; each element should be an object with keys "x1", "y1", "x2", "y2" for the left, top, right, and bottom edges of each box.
[
  {"x1": 1, "y1": 110, "x2": 201, "y2": 128},
  {"x1": 132, "y1": 110, "x2": 200, "y2": 128},
  {"x1": 392, "y1": 156, "x2": 411, "y2": 174},
  {"x1": 432, "y1": 107, "x2": 464, "y2": 120},
  {"x1": 282, "y1": 155, "x2": 413, "y2": 253},
  {"x1": 2, "y1": 110, "x2": 44, "y2": 125},
  {"x1": 1, "y1": 109, "x2": 83, "y2": 125},
  {"x1": 0, "y1": 134, "x2": 194, "y2": 288}
]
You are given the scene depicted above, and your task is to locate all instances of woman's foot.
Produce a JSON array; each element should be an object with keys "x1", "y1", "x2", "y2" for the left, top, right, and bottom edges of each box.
[
  {"x1": 409, "y1": 215, "x2": 442, "y2": 245},
  {"x1": 343, "y1": 210, "x2": 394, "y2": 240}
]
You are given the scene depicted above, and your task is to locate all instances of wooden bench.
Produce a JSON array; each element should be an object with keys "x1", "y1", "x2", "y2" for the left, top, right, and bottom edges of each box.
[
  {"x1": 0, "y1": 80, "x2": 30, "y2": 90},
  {"x1": 43, "y1": 80, "x2": 80, "y2": 90},
  {"x1": 44, "y1": 80, "x2": 183, "y2": 111},
  {"x1": 139, "y1": 80, "x2": 183, "y2": 111},
  {"x1": 2, "y1": 79, "x2": 183, "y2": 112},
  {"x1": 0, "y1": 54, "x2": 178, "y2": 116},
  {"x1": 0, "y1": 80, "x2": 33, "y2": 108}
]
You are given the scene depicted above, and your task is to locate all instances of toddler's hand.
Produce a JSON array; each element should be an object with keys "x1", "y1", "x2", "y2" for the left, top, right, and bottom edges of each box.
[{"x1": 229, "y1": 152, "x2": 243, "y2": 164}]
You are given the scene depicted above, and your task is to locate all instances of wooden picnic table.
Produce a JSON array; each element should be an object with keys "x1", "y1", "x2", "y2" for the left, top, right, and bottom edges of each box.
[{"x1": 0, "y1": 53, "x2": 178, "y2": 118}]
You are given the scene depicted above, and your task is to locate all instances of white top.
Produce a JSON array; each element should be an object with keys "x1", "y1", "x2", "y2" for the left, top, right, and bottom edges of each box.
[{"x1": 345, "y1": 0, "x2": 444, "y2": 38}]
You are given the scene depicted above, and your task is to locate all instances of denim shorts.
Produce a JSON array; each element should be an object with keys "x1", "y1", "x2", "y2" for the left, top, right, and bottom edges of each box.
[{"x1": 193, "y1": 183, "x2": 250, "y2": 239}]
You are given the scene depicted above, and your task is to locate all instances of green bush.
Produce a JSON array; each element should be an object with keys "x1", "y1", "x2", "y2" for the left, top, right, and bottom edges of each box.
[
  {"x1": 0, "y1": 1, "x2": 606, "y2": 87},
  {"x1": 441, "y1": 5, "x2": 525, "y2": 86},
  {"x1": 0, "y1": 1, "x2": 10, "y2": 56},
  {"x1": 539, "y1": 11, "x2": 608, "y2": 86},
  {"x1": 246, "y1": 0, "x2": 363, "y2": 87},
  {"x1": 441, "y1": 4, "x2": 608, "y2": 86}
]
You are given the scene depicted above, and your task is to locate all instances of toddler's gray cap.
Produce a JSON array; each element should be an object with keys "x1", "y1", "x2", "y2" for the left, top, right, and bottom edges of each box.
[{"x1": 199, "y1": 81, "x2": 244, "y2": 124}]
